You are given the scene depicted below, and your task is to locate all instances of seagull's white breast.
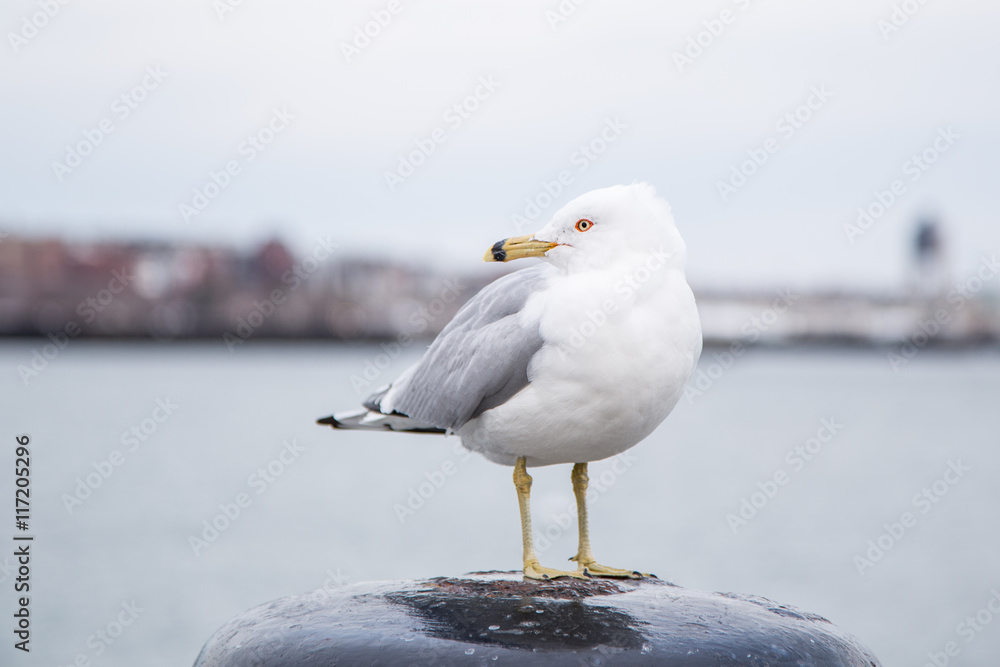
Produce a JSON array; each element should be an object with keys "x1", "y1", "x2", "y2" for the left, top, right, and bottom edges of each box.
[{"x1": 459, "y1": 261, "x2": 702, "y2": 467}]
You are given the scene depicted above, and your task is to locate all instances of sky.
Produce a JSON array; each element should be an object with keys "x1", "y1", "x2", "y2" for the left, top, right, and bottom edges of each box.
[{"x1": 1, "y1": 0, "x2": 999, "y2": 291}]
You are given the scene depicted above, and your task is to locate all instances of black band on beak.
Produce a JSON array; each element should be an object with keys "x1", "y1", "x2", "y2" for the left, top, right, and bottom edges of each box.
[{"x1": 490, "y1": 240, "x2": 507, "y2": 262}]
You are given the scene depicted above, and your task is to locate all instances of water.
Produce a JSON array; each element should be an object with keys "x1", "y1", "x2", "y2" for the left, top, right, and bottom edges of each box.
[{"x1": 0, "y1": 341, "x2": 997, "y2": 666}]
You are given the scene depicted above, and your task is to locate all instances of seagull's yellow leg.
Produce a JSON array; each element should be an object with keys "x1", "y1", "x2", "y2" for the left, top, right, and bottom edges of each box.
[
  {"x1": 569, "y1": 462, "x2": 647, "y2": 579},
  {"x1": 514, "y1": 457, "x2": 588, "y2": 581}
]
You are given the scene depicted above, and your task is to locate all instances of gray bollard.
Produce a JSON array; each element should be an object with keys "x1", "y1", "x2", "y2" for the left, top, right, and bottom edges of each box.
[{"x1": 194, "y1": 571, "x2": 881, "y2": 666}]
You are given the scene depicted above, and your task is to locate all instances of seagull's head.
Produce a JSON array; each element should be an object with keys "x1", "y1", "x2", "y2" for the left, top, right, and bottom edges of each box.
[{"x1": 484, "y1": 183, "x2": 687, "y2": 273}]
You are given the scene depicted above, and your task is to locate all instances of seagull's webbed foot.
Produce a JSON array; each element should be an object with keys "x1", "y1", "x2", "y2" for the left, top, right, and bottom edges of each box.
[
  {"x1": 524, "y1": 558, "x2": 590, "y2": 581},
  {"x1": 570, "y1": 555, "x2": 652, "y2": 579},
  {"x1": 568, "y1": 462, "x2": 655, "y2": 579}
]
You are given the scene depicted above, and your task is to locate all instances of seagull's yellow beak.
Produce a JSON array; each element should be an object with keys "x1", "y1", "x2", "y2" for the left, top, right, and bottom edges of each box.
[{"x1": 483, "y1": 235, "x2": 559, "y2": 262}]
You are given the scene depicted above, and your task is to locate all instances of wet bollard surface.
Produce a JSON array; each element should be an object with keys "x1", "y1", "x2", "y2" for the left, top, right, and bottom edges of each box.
[{"x1": 193, "y1": 571, "x2": 881, "y2": 666}]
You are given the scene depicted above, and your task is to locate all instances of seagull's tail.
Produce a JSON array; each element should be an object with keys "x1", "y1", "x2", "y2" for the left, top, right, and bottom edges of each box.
[{"x1": 316, "y1": 409, "x2": 447, "y2": 434}]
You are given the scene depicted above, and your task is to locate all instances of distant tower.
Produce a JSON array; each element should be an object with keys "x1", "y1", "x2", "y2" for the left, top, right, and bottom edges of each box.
[{"x1": 910, "y1": 215, "x2": 947, "y2": 298}]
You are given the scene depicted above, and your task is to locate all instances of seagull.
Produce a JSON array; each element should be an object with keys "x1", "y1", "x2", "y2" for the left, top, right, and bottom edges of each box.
[{"x1": 318, "y1": 183, "x2": 702, "y2": 580}]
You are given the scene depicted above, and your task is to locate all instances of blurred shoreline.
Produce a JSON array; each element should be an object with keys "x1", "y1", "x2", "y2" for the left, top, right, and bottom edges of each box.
[{"x1": 1, "y1": 234, "x2": 997, "y2": 347}]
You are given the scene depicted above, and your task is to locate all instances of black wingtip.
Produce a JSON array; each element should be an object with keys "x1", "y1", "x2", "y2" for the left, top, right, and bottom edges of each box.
[{"x1": 316, "y1": 415, "x2": 342, "y2": 428}]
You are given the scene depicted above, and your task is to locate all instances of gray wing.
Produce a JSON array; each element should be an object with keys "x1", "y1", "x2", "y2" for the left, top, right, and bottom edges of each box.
[{"x1": 364, "y1": 263, "x2": 552, "y2": 431}]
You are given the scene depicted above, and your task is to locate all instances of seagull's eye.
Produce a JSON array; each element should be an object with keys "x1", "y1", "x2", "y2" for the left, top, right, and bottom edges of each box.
[{"x1": 575, "y1": 219, "x2": 594, "y2": 232}]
